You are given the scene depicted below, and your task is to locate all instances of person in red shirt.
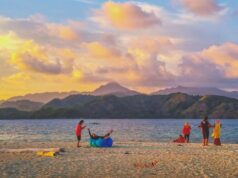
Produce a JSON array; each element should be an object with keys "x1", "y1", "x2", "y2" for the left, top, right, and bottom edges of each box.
[
  {"x1": 76, "y1": 120, "x2": 86, "y2": 147},
  {"x1": 173, "y1": 135, "x2": 186, "y2": 143},
  {"x1": 182, "y1": 122, "x2": 191, "y2": 143}
]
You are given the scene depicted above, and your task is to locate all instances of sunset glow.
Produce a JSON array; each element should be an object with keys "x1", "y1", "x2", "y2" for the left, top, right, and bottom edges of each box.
[{"x1": 0, "y1": 0, "x2": 238, "y2": 99}]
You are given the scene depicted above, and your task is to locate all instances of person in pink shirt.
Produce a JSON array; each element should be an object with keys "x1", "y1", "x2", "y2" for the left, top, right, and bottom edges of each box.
[{"x1": 75, "y1": 120, "x2": 86, "y2": 147}]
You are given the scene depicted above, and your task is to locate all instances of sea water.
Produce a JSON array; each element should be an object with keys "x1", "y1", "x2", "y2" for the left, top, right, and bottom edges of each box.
[{"x1": 0, "y1": 119, "x2": 238, "y2": 143}]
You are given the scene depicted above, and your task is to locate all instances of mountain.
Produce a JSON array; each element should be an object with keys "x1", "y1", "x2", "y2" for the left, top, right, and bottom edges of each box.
[
  {"x1": 182, "y1": 95, "x2": 238, "y2": 118},
  {"x1": 5, "y1": 82, "x2": 139, "y2": 103},
  {"x1": 230, "y1": 91, "x2": 238, "y2": 98},
  {"x1": 8, "y1": 91, "x2": 79, "y2": 103},
  {"x1": 30, "y1": 93, "x2": 199, "y2": 119},
  {"x1": 152, "y1": 86, "x2": 238, "y2": 99},
  {"x1": 91, "y1": 82, "x2": 140, "y2": 96},
  {"x1": 0, "y1": 100, "x2": 43, "y2": 111},
  {"x1": 2, "y1": 93, "x2": 236, "y2": 119},
  {"x1": 0, "y1": 108, "x2": 29, "y2": 119},
  {"x1": 43, "y1": 95, "x2": 96, "y2": 109}
]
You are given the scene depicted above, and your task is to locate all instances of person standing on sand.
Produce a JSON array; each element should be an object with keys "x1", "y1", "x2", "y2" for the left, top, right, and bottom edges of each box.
[
  {"x1": 182, "y1": 122, "x2": 191, "y2": 143},
  {"x1": 76, "y1": 120, "x2": 86, "y2": 147},
  {"x1": 212, "y1": 119, "x2": 222, "y2": 146},
  {"x1": 199, "y1": 116, "x2": 213, "y2": 146}
]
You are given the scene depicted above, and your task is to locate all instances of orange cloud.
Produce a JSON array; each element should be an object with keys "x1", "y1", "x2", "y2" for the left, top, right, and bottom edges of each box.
[
  {"x1": 0, "y1": 32, "x2": 23, "y2": 53},
  {"x1": 128, "y1": 36, "x2": 174, "y2": 54},
  {"x1": 200, "y1": 43, "x2": 238, "y2": 78},
  {"x1": 176, "y1": 0, "x2": 223, "y2": 16},
  {"x1": 176, "y1": 42, "x2": 238, "y2": 88},
  {"x1": 127, "y1": 49, "x2": 174, "y2": 86},
  {"x1": 98, "y1": 1, "x2": 161, "y2": 29},
  {"x1": 10, "y1": 41, "x2": 74, "y2": 74},
  {"x1": 0, "y1": 72, "x2": 33, "y2": 99},
  {"x1": 85, "y1": 42, "x2": 121, "y2": 58},
  {"x1": 59, "y1": 26, "x2": 80, "y2": 41},
  {"x1": 47, "y1": 24, "x2": 80, "y2": 41}
]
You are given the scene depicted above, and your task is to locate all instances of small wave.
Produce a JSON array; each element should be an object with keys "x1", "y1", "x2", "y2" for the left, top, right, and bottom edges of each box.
[{"x1": 90, "y1": 122, "x2": 100, "y2": 125}]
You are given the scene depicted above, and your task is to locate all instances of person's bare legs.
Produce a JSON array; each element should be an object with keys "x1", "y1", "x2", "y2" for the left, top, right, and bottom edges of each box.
[
  {"x1": 77, "y1": 140, "x2": 81, "y2": 147},
  {"x1": 202, "y1": 139, "x2": 205, "y2": 146},
  {"x1": 77, "y1": 137, "x2": 81, "y2": 147},
  {"x1": 205, "y1": 139, "x2": 208, "y2": 146}
]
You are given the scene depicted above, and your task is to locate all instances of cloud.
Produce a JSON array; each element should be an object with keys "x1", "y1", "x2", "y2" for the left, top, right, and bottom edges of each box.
[
  {"x1": 128, "y1": 36, "x2": 174, "y2": 54},
  {"x1": 10, "y1": 41, "x2": 74, "y2": 74},
  {"x1": 177, "y1": 42, "x2": 238, "y2": 87},
  {"x1": 127, "y1": 50, "x2": 174, "y2": 87},
  {"x1": 178, "y1": 56, "x2": 225, "y2": 85},
  {"x1": 47, "y1": 24, "x2": 80, "y2": 41},
  {"x1": 0, "y1": 72, "x2": 33, "y2": 99},
  {"x1": 2, "y1": 72, "x2": 32, "y2": 85},
  {"x1": 0, "y1": 15, "x2": 82, "y2": 49},
  {"x1": 175, "y1": 0, "x2": 223, "y2": 16},
  {"x1": 73, "y1": 70, "x2": 110, "y2": 83},
  {"x1": 96, "y1": 66, "x2": 128, "y2": 74},
  {"x1": 200, "y1": 42, "x2": 238, "y2": 78},
  {"x1": 0, "y1": 0, "x2": 237, "y2": 98},
  {"x1": 95, "y1": 1, "x2": 161, "y2": 30},
  {"x1": 84, "y1": 41, "x2": 121, "y2": 58}
]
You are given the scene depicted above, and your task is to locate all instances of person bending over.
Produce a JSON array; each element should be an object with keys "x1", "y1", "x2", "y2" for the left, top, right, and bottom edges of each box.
[
  {"x1": 173, "y1": 134, "x2": 186, "y2": 143},
  {"x1": 88, "y1": 128, "x2": 113, "y2": 140}
]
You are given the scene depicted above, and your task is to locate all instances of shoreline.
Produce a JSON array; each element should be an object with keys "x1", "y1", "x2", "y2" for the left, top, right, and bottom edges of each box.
[
  {"x1": 1, "y1": 118, "x2": 238, "y2": 120},
  {"x1": 1, "y1": 141, "x2": 238, "y2": 178}
]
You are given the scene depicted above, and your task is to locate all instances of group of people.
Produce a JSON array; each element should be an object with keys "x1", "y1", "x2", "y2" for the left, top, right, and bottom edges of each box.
[
  {"x1": 173, "y1": 116, "x2": 222, "y2": 146},
  {"x1": 76, "y1": 117, "x2": 222, "y2": 148},
  {"x1": 75, "y1": 120, "x2": 113, "y2": 147}
]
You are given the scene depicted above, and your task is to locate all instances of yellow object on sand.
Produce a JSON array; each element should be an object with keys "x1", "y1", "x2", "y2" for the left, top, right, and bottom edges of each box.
[
  {"x1": 36, "y1": 151, "x2": 58, "y2": 157},
  {"x1": 211, "y1": 132, "x2": 214, "y2": 138}
]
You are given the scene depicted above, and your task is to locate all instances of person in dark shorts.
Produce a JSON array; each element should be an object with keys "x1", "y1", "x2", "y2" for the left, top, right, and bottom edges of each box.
[
  {"x1": 75, "y1": 120, "x2": 86, "y2": 147},
  {"x1": 88, "y1": 128, "x2": 113, "y2": 140},
  {"x1": 199, "y1": 116, "x2": 213, "y2": 146}
]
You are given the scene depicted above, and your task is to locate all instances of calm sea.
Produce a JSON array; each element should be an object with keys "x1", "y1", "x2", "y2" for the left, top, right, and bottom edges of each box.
[{"x1": 0, "y1": 119, "x2": 238, "y2": 143}]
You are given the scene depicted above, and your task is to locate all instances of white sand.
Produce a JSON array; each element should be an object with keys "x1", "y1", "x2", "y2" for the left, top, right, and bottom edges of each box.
[{"x1": 0, "y1": 141, "x2": 238, "y2": 178}]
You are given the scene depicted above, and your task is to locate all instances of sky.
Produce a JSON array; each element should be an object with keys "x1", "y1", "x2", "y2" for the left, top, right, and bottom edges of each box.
[{"x1": 0, "y1": 0, "x2": 238, "y2": 99}]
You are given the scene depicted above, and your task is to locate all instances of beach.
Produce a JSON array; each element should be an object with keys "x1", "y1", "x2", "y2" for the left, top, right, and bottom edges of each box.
[{"x1": 0, "y1": 141, "x2": 238, "y2": 178}]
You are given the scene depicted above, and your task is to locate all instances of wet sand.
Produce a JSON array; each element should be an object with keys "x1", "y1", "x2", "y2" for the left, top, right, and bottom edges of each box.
[{"x1": 0, "y1": 141, "x2": 238, "y2": 178}]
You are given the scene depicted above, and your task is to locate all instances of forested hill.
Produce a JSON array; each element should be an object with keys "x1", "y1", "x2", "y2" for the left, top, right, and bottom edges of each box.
[{"x1": 0, "y1": 93, "x2": 238, "y2": 119}]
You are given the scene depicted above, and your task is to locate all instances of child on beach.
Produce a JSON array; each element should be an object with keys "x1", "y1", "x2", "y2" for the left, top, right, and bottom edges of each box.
[
  {"x1": 88, "y1": 128, "x2": 113, "y2": 140},
  {"x1": 212, "y1": 119, "x2": 222, "y2": 146},
  {"x1": 182, "y1": 122, "x2": 191, "y2": 143},
  {"x1": 199, "y1": 116, "x2": 213, "y2": 146},
  {"x1": 76, "y1": 120, "x2": 86, "y2": 147}
]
